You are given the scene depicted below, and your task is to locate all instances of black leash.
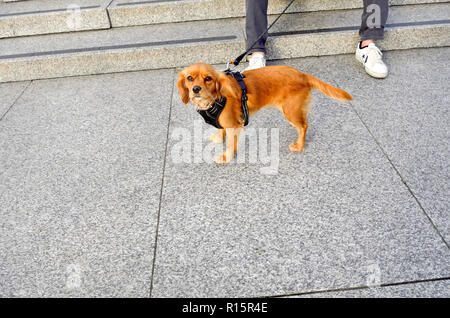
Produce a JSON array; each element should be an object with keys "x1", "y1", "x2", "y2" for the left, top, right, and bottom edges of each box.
[{"x1": 227, "y1": 0, "x2": 296, "y2": 70}]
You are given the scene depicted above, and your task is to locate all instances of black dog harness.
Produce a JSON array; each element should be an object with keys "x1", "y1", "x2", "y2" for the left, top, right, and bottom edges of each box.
[
  {"x1": 197, "y1": 71, "x2": 249, "y2": 129},
  {"x1": 197, "y1": 96, "x2": 227, "y2": 129}
]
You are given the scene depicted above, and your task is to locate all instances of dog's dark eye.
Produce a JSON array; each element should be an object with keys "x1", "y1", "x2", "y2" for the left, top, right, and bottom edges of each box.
[
  {"x1": 187, "y1": 76, "x2": 194, "y2": 81},
  {"x1": 204, "y1": 76, "x2": 212, "y2": 82}
]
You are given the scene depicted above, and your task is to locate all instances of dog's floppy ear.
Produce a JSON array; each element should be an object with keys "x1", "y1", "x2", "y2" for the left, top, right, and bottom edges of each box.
[
  {"x1": 215, "y1": 72, "x2": 239, "y2": 100},
  {"x1": 177, "y1": 72, "x2": 190, "y2": 104}
]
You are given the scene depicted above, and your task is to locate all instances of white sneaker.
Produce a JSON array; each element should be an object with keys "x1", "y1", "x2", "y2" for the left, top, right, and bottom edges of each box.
[
  {"x1": 244, "y1": 54, "x2": 266, "y2": 71},
  {"x1": 356, "y1": 42, "x2": 388, "y2": 78}
]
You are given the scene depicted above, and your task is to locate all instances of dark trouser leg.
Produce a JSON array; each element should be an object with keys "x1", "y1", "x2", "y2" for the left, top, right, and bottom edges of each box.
[
  {"x1": 245, "y1": 0, "x2": 268, "y2": 54},
  {"x1": 360, "y1": 0, "x2": 389, "y2": 41}
]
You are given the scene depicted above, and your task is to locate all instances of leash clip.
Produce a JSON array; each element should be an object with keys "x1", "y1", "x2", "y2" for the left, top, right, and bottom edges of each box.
[{"x1": 226, "y1": 61, "x2": 238, "y2": 73}]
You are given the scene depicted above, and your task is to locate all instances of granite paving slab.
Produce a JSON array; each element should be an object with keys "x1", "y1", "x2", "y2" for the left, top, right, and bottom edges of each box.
[
  {"x1": 307, "y1": 47, "x2": 450, "y2": 243},
  {"x1": 0, "y1": 69, "x2": 174, "y2": 297},
  {"x1": 150, "y1": 55, "x2": 450, "y2": 297}
]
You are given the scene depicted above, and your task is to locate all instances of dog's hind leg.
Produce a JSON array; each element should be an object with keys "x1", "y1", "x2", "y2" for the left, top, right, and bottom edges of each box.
[
  {"x1": 289, "y1": 122, "x2": 308, "y2": 152},
  {"x1": 282, "y1": 90, "x2": 310, "y2": 152}
]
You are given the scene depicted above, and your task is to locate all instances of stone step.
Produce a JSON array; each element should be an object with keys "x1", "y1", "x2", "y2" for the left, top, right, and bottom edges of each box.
[
  {"x1": 108, "y1": 0, "x2": 450, "y2": 27},
  {"x1": 0, "y1": 0, "x2": 111, "y2": 38},
  {"x1": 0, "y1": 2, "x2": 449, "y2": 83},
  {"x1": 1, "y1": 0, "x2": 449, "y2": 38}
]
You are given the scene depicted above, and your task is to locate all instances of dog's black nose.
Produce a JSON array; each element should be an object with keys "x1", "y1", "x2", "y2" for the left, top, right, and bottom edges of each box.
[{"x1": 193, "y1": 86, "x2": 202, "y2": 94}]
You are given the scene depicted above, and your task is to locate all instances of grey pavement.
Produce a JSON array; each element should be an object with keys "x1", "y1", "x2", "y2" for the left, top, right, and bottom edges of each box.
[
  {"x1": 0, "y1": 47, "x2": 449, "y2": 297},
  {"x1": 1, "y1": 70, "x2": 173, "y2": 297},
  {"x1": 294, "y1": 48, "x2": 450, "y2": 243}
]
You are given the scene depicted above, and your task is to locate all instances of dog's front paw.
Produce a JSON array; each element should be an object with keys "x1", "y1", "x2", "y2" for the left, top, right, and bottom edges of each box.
[
  {"x1": 210, "y1": 133, "x2": 225, "y2": 144},
  {"x1": 214, "y1": 153, "x2": 232, "y2": 164},
  {"x1": 289, "y1": 142, "x2": 305, "y2": 152}
]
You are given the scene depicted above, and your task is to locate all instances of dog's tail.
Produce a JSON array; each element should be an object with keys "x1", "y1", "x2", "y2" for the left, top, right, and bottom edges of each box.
[{"x1": 306, "y1": 74, "x2": 352, "y2": 101}]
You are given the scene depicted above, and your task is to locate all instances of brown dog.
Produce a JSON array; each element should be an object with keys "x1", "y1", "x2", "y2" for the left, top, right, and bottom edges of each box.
[{"x1": 177, "y1": 63, "x2": 352, "y2": 163}]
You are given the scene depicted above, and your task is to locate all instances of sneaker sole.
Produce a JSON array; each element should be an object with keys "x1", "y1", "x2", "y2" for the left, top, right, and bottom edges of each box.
[
  {"x1": 356, "y1": 53, "x2": 388, "y2": 79},
  {"x1": 364, "y1": 66, "x2": 388, "y2": 79}
]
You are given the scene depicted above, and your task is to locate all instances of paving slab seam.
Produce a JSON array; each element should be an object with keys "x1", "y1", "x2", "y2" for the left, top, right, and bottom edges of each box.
[
  {"x1": 0, "y1": 80, "x2": 31, "y2": 121},
  {"x1": 347, "y1": 100, "x2": 450, "y2": 250},
  {"x1": 268, "y1": 276, "x2": 450, "y2": 298},
  {"x1": 149, "y1": 67, "x2": 176, "y2": 298},
  {"x1": 0, "y1": 67, "x2": 179, "y2": 85},
  {"x1": 105, "y1": 0, "x2": 115, "y2": 28}
]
